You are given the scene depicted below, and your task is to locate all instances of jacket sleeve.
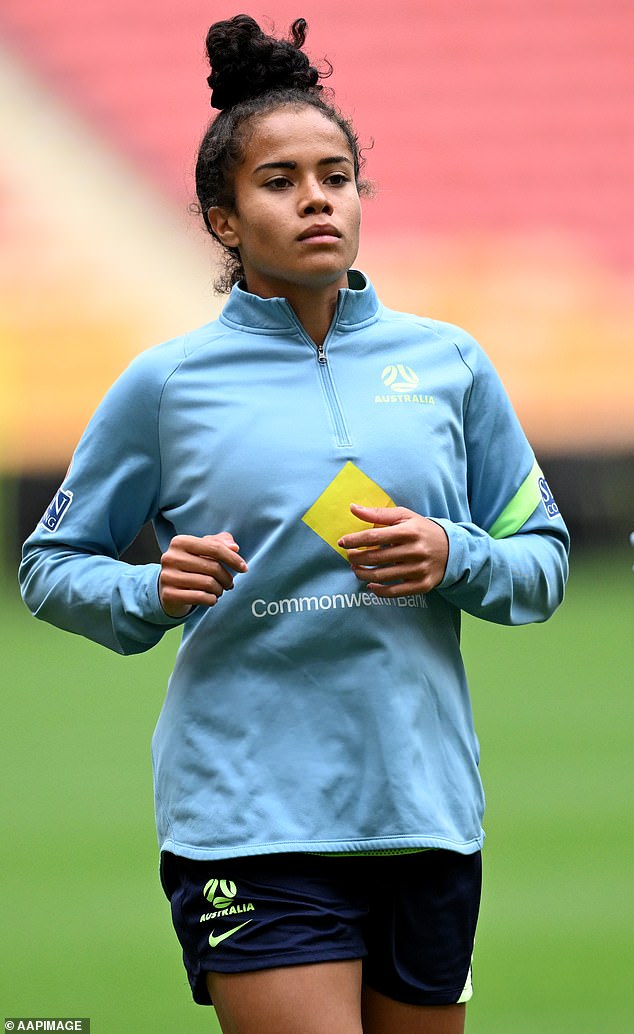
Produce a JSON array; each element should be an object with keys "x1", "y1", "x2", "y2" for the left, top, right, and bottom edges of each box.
[
  {"x1": 19, "y1": 349, "x2": 189, "y2": 655},
  {"x1": 432, "y1": 328, "x2": 569, "y2": 625}
]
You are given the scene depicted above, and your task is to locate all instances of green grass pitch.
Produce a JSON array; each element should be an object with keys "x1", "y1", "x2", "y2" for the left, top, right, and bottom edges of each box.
[{"x1": 1, "y1": 547, "x2": 632, "y2": 1032}]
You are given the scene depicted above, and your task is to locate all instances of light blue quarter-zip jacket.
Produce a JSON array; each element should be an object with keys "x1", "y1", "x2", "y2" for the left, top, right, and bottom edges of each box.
[{"x1": 20, "y1": 272, "x2": 569, "y2": 860}]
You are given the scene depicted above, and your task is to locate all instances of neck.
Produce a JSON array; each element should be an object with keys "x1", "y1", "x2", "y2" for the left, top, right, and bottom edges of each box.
[
  {"x1": 287, "y1": 284, "x2": 342, "y2": 346},
  {"x1": 243, "y1": 274, "x2": 348, "y2": 346}
]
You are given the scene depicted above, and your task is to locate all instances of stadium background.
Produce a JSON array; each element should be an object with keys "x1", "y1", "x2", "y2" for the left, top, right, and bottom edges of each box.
[{"x1": 0, "y1": 1, "x2": 632, "y2": 1031}]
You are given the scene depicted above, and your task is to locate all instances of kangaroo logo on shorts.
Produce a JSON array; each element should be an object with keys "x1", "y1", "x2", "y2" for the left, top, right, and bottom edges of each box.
[
  {"x1": 381, "y1": 364, "x2": 419, "y2": 392},
  {"x1": 204, "y1": 878, "x2": 237, "y2": 910}
]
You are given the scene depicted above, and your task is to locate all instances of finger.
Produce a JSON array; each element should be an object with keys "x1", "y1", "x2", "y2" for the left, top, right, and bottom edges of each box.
[
  {"x1": 163, "y1": 567, "x2": 234, "y2": 595},
  {"x1": 160, "y1": 586, "x2": 221, "y2": 615},
  {"x1": 198, "y1": 536, "x2": 248, "y2": 572},
  {"x1": 162, "y1": 551, "x2": 237, "y2": 591},
  {"x1": 339, "y1": 524, "x2": 406, "y2": 551},
  {"x1": 215, "y1": 532, "x2": 242, "y2": 553},
  {"x1": 172, "y1": 534, "x2": 248, "y2": 573},
  {"x1": 345, "y1": 543, "x2": 413, "y2": 566},
  {"x1": 351, "y1": 562, "x2": 421, "y2": 585},
  {"x1": 198, "y1": 560, "x2": 236, "y2": 592},
  {"x1": 348, "y1": 503, "x2": 410, "y2": 525},
  {"x1": 366, "y1": 580, "x2": 429, "y2": 598}
]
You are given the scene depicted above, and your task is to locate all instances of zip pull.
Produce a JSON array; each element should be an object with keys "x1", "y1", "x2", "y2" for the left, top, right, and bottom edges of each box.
[{"x1": 316, "y1": 342, "x2": 328, "y2": 364}]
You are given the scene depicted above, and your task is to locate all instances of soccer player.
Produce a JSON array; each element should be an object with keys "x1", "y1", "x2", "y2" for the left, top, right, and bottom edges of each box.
[{"x1": 20, "y1": 15, "x2": 569, "y2": 1034}]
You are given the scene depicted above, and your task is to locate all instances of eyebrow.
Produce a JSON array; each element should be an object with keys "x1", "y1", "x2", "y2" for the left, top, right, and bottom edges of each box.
[{"x1": 253, "y1": 156, "x2": 353, "y2": 174}]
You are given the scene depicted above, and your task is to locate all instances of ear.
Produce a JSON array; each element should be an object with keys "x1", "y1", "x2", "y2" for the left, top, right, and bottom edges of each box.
[{"x1": 208, "y1": 206, "x2": 241, "y2": 248}]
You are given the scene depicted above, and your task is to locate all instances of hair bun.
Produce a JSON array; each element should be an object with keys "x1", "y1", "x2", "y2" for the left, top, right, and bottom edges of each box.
[{"x1": 205, "y1": 14, "x2": 322, "y2": 110}]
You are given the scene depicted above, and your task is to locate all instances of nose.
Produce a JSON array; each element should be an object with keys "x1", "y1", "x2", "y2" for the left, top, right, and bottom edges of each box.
[{"x1": 299, "y1": 178, "x2": 333, "y2": 216}]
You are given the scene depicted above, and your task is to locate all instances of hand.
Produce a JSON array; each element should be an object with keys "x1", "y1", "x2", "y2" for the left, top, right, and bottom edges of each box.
[
  {"x1": 159, "y1": 532, "x2": 248, "y2": 618},
  {"x1": 338, "y1": 504, "x2": 449, "y2": 597}
]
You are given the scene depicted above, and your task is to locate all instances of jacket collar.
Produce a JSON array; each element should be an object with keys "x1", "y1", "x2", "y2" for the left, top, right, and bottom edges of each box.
[{"x1": 219, "y1": 269, "x2": 380, "y2": 334}]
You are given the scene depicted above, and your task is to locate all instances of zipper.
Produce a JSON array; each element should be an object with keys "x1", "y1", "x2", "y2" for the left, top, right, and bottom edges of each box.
[
  {"x1": 283, "y1": 301, "x2": 352, "y2": 448},
  {"x1": 314, "y1": 341, "x2": 352, "y2": 447}
]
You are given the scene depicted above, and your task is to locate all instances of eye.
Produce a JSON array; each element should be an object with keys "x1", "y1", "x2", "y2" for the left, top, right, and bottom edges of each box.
[
  {"x1": 264, "y1": 176, "x2": 293, "y2": 190},
  {"x1": 325, "y1": 172, "x2": 351, "y2": 186}
]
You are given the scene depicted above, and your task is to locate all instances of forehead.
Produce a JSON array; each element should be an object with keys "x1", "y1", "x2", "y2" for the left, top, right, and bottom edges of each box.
[{"x1": 242, "y1": 106, "x2": 352, "y2": 166}]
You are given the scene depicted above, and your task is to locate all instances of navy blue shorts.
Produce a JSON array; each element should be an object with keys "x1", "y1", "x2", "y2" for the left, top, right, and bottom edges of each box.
[{"x1": 160, "y1": 849, "x2": 481, "y2": 1007}]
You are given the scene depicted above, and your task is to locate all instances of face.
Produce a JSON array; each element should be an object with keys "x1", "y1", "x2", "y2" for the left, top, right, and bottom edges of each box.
[{"x1": 209, "y1": 106, "x2": 362, "y2": 298}]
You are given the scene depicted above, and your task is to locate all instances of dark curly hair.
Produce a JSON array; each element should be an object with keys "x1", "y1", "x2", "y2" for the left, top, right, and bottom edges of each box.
[{"x1": 195, "y1": 15, "x2": 367, "y2": 293}]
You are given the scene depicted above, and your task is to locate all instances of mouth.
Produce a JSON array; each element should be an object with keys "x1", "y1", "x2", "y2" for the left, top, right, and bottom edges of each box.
[{"x1": 297, "y1": 224, "x2": 342, "y2": 242}]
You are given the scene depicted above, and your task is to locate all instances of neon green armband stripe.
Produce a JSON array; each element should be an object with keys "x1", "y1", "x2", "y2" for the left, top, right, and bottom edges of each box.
[{"x1": 487, "y1": 459, "x2": 542, "y2": 539}]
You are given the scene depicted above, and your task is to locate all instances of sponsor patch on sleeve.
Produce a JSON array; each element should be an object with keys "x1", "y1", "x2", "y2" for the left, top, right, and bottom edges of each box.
[
  {"x1": 538, "y1": 477, "x2": 560, "y2": 519},
  {"x1": 40, "y1": 488, "x2": 73, "y2": 532}
]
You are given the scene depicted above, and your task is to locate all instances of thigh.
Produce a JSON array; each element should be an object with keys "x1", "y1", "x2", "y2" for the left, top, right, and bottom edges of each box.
[
  {"x1": 362, "y1": 987, "x2": 465, "y2": 1034},
  {"x1": 207, "y1": 959, "x2": 364, "y2": 1034},
  {"x1": 160, "y1": 851, "x2": 368, "y2": 1006}
]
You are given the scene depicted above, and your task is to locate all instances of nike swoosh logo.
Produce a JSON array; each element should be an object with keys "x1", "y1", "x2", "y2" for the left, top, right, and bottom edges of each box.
[{"x1": 208, "y1": 920, "x2": 252, "y2": 948}]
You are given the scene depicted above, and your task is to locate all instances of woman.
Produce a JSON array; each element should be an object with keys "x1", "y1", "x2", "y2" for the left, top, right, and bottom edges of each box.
[{"x1": 20, "y1": 15, "x2": 569, "y2": 1034}]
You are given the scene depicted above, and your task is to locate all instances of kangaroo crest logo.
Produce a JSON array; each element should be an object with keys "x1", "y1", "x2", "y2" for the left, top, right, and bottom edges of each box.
[
  {"x1": 381, "y1": 364, "x2": 419, "y2": 392},
  {"x1": 204, "y1": 878, "x2": 237, "y2": 910}
]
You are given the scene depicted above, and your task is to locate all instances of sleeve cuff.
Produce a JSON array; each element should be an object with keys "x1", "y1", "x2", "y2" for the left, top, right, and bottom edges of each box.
[
  {"x1": 427, "y1": 518, "x2": 470, "y2": 588},
  {"x1": 144, "y1": 565, "x2": 194, "y2": 627}
]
